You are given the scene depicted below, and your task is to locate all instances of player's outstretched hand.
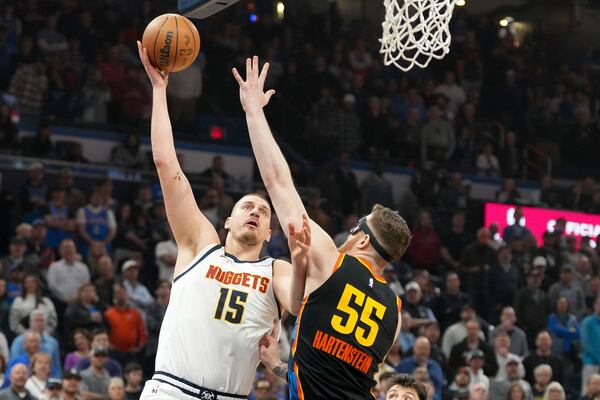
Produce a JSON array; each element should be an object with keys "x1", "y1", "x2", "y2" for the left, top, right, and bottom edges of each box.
[
  {"x1": 232, "y1": 56, "x2": 275, "y2": 115},
  {"x1": 288, "y1": 214, "x2": 311, "y2": 271},
  {"x1": 259, "y1": 333, "x2": 280, "y2": 370},
  {"x1": 137, "y1": 40, "x2": 168, "y2": 88}
]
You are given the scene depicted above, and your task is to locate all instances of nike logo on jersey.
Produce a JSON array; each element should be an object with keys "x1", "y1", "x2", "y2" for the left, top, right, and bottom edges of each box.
[{"x1": 205, "y1": 265, "x2": 270, "y2": 293}]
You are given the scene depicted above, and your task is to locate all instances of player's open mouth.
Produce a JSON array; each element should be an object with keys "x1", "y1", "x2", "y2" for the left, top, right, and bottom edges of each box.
[{"x1": 245, "y1": 220, "x2": 259, "y2": 228}]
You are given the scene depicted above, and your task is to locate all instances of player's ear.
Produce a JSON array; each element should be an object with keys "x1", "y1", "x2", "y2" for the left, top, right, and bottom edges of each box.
[
  {"x1": 266, "y1": 228, "x2": 272, "y2": 242},
  {"x1": 224, "y1": 217, "x2": 231, "y2": 230},
  {"x1": 357, "y1": 234, "x2": 370, "y2": 250}
]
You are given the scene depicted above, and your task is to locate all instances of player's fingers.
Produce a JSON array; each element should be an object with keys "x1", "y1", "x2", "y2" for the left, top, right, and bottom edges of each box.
[
  {"x1": 259, "y1": 62, "x2": 270, "y2": 84},
  {"x1": 232, "y1": 68, "x2": 244, "y2": 85},
  {"x1": 265, "y1": 89, "x2": 276, "y2": 104},
  {"x1": 246, "y1": 58, "x2": 251, "y2": 80},
  {"x1": 296, "y1": 240, "x2": 309, "y2": 251},
  {"x1": 253, "y1": 55, "x2": 259, "y2": 79},
  {"x1": 288, "y1": 222, "x2": 296, "y2": 237}
]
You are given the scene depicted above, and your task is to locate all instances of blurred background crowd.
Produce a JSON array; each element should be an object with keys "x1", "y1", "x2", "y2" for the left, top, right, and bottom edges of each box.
[{"x1": 0, "y1": 0, "x2": 597, "y2": 400}]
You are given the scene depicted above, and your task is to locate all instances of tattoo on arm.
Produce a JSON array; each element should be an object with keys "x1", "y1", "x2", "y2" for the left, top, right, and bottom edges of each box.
[{"x1": 272, "y1": 362, "x2": 287, "y2": 380}]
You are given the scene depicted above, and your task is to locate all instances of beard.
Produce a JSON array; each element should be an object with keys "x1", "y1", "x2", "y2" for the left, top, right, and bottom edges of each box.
[{"x1": 237, "y1": 230, "x2": 261, "y2": 246}]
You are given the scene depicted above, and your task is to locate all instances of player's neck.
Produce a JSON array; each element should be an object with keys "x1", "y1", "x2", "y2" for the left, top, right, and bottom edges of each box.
[
  {"x1": 346, "y1": 250, "x2": 387, "y2": 275},
  {"x1": 224, "y1": 237, "x2": 262, "y2": 261}
]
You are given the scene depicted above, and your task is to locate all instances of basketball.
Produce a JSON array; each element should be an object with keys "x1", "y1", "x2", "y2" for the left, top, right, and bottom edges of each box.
[{"x1": 141, "y1": 13, "x2": 200, "y2": 73}]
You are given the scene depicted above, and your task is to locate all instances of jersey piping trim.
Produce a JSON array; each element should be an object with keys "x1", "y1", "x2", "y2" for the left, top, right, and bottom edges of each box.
[
  {"x1": 332, "y1": 252, "x2": 345, "y2": 273},
  {"x1": 223, "y1": 251, "x2": 270, "y2": 264},
  {"x1": 293, "y1": 361, "x2": 305, "y2": 400},
  {"x1": 153, "y1": 371, "x2": 247, "y2": 399},
  {"x1": 173, "y1": 244, "x2": 221, "y2": 284},
  {"x1": 291, "y1": 296, "x2": 308, "y2": 356},
  {"x1": 355, "y1": 257, "x2": 387, "y2": 284},
  {"x1": 397, "y1": 296, "x2": 403, "y2": 313},
  {"x1": 271, "y1": 259, "x2": 282, "y2": 319}
]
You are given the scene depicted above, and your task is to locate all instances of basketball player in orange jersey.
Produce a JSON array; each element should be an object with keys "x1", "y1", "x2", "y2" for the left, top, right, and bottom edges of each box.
[
  {"x1": 233, "y1": 56, "x2": 412, "y2": 399},
  {"x1": 135, "y1": 41, "x2": 310, "y2": 400}
]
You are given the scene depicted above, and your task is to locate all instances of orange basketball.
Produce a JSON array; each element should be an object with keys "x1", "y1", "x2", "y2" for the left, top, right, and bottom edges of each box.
[{"x1": 142, "y1": 13, "x2": 201, "y2": 73}]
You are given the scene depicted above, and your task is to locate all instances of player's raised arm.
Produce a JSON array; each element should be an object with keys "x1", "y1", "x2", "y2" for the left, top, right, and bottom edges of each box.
[
  {"x1": 232, "y1": 57, "x2": 338, "y2": 280},
  {"x1": 138, "y1": 41, "x2": 219, "y2": 272}
]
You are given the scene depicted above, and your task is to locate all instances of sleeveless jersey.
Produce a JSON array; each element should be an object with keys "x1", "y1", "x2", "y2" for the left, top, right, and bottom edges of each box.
[
  {"x1": 154, "y1": 244, "x2": 280, "y2": 397},
  {"x1": 289, "y1": 253, "x2": 401, "y2": 400}
]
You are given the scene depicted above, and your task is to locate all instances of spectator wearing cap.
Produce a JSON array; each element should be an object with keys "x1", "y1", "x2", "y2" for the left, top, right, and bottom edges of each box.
[
  {"x1": 75, "y1": 329, "x2": 122, "y2": 378},
  {"x1": 489, "y1": 307, "x2": 529, "y2": 358},
  {"x1": 76, "y1": 188, "x2": 117, "y2": 257},
  {"x1": 0, "y1": 363, "x2": 35, "y2": 400},
  {"x1": 547, "y1": 296, "x2": 580, "y2": 360},
  {"x1": 489, "y1": 354, "x2": 532, "y2": 400},
  {"x1": 402, "y1": 281, "x2": 436, "y2": 333},
  {"x1": 18, "y1": 162, "x2": 48, "y2": 222},
  {"x1": 459, "y1": 228, "x2": 497, "y2": 315},
  {"x1": 24, "y1": 352, "x2": 52, "y2": 399},
  {"x1": 442, "y1": 304, "x2": 486, "y2": 358},
  {"x1": 104, "y1": 281, "x2": 147, "y2": 367},
  {"x1": 64, "y1": 283, "x2": 104, "y2": 340},
  {"x1": 484, "y1": 246, "x2": 522, "y2": 320},
  {"x1": 445, "y1": 367, "x2": 471, "y2": 400},
  {"x1": 9, "y1": 273, "x2": 58, "y2": 335},
  {"x1": 123, "y1": 362, "x2": 143, "y2": 400},
  {"x1": 46, "y1": 377, "x2": 63, "y2": 400},
  {"x1": 514, "y1": 265, "x2": 549, "y2": 341},
  {"x1": 502, "y1": 208, "x2": 532, "y2": 245},
  {"x1": 10, "y1": 311, "x2": 60, "y2": 377},
  {"x1": 491, "y1": 332, "x2": 525, "y2": 381},
  {"x1": 93, "y1": 255, "x2": 115, "y2": 308},
  {"x1": 62, "y1": 368, "x2": 82, "y2": 400},
  {"x1": 0, "y1": 236, "x2": 37, "y2": 282},
  {"x1": 121, "y1": 260, "x2": 153, "y2": 319},
  {"x1": 448, "y1": 319, "x2": 498, "y2": 381},
  {"x1": 536, "y1": 233, "x2": 562, "y2": 283},
  {"x1": 548, "y1": 265, "x2": 586, "y2": 318},
  {"x1": 5, "y1": 331, "x2": 40, "y2": 387},
  {"x1": 465, "y1": 350, "x2": 489, "y2": 391},
  {"x1": 28, "y1": 219, "x2": 56, "y2": 272},
  {"x1": 80, "y1": 347, "x2": 111, "y2": 400},
  {"x1": 523, "y1": 331, "x2": 563, "y2": 386},
  {"x1": 42, "y1": 186, "x2": 76, "y2": 250},
  {"x1": 396, "y1": 337, "x2": 445, "y2": 398},
  {"x1": 531, "y1": 364, "x2": 552, "y2": 400},
  {"x1": 47, "y1": 239, "x2": 91, "y2": 305},
  {"x1": 581, "y1": 296, "x2": 600, "y2": 394}
]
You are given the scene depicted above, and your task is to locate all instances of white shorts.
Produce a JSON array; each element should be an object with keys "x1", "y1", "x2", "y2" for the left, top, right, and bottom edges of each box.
[{"x1": 140, "y1": 378, "x2": 247, "y2": 400}]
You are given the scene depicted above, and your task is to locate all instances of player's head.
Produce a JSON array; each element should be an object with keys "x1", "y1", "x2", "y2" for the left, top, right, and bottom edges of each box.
[
  {"x1": 225, "y1": 193, "x2": 272, "y2": 246},
  {"x1": 339, "y1": 204, "x2": 411, "y2": 265},
  {"x1": 385, "y1": 374, "x2": 427, "y2": 400}
]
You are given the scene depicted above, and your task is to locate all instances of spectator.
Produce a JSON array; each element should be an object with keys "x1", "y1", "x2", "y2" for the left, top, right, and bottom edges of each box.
[
  {"x1": 8, "y1": 60, "x2": 48, "y2": 123},
  {"x1": 499, "y1": 131, "x2": 523, "y2": 178},
  {"x1": 0, "y1": 236, "x2": 36, "y2": 280},
  {"x1": 334, "y1": 153, "x2": 359, "y2": 216},
  {"x1": 121, "y1": 260, "x2": 153, "y2": 318},
  {"x1": 403, "y1": 281, "x2": 436, "y2": 331},
  {"x1": 547, "y1": 296, "x2": 580, "y2": 359},
  {"x1": 24, "y1": 352, "x2": 51, "y2": 399},
  {"x1": 485, "y1": 247, "x2": 522, "y2": 320},
  {"x1": 440, "y1": 212, "x2": 472, "y2": 272},
  {"x1": 103, "y1": 281, "x2": 147, "y2": 367},
  {"x1": 496, "y1": 180, "x2": 521, "y2": 205},
  {"x1": 28, "y1": 219, "x2": 56, "y2": 272},
  {"x1": 536, "y1": 237, "x2": 562, "y2": 283},
  {"x1": 167, "y1": 57, "x2": 202, "y2": 127},
  {"x1": 360, "y1": 162, "x2": 394, "y2": 212},
  {"x1": 460, "y1": 228, "x2": 497, "y2": 314},
  {"x1": 198, "y1": 189, "x2": 222, "y2": 228},
  {"x1": 491, "y1": 333, "x2": 525, "y2": 381},
  {"x1": 396, "y1": 337, "x2": 445, "y2": 398},
  {"x1": 108, "y1": 377, "x2": 125, "y2": 400},
  {"x1": 210, "y1": 177, "x2": 235, "y2": 224},
  {"x1": 61, "y1": 369, "x2": 82, "y2": 400},
  {"x1": 123, "y1": 363, "x2": 143, "y2": 400},
  {"x1": 442, "y1": 304, "x2": 486, "y2": 358},
  {"x1": 45, "y1": 377, "x2": 62, "y2": 400},
  {"x1": 398, "y1": 312, "x2": 416, "y2": 355},
  {"x1": 0, "y1": 363, "x2": 34, "y2": 399},
  {"x1": 407, "y1": 211, "x2": 442, "y2": 274},
  {"x1": 444, "y1": 366, "x2": 471, "y2": 399},
  {"x1": 81, "y1": 68, "x2": 112, "y2": 124},
  {"x1": 538, "y1": 176, "x2": 563, "y2": 209},
  {"x1": 548, "y1": 265, "x2": 586, "y2": 318},
  {"x1": 502, "y1": 208, "x2": 532, "y2": 245},
  {"x1": 448, "y1": 319, "x2": 497, "y2": 380},
  {"x1": 423, "y1": 322, "x2": 446, "y2": 369},
  {"x1": 36, "y1": 14, "x2": 67, "y2": 54},
  {"x1": 63, "y1": 329, "x2": 91, "y2": 371},
  {"x1": 488, "y1": 307, "x2": 529, "y2": 358},
  {"x1": 110, "y1": 134, "x2": 147, "y2": 170},
  {"x1": 476, "y1": 143, "x2": 501, "y2": 177},
  {"x1": 523, "y1": 331, "x2": 563, "y2": 386},
  {"x1": 465, "y1": 350, "x2": 490, "y2": 391},
  {"x1": 252, "y1": 377, "x2": 272, "y2": 400},
  {"x1": 306, "y1": 193, "x2": 333, "y2": 235},
  {"x1": 420, "y1": 105, "x2": 455, "y2": 164},
  {"x1": 542, "y1": 382, "x2": 565, "y2": 400},
  {"x1": 18, "y1": 162, "x2": 48, "y2": 222},
  {"x1": 514, "y1": 268, "x2": 549, "y2": 341},
  {"x1": 581, "y1": 296, "x2": 600, "y2": 393},
  {"x1": 531, "y1": 364, "x2": 552, "y2": 400},
  {"x1": 489, "y1": 354, "x2": 532, "y2": 400},
  {"x1": 63, "y1": 283, "x2": 104, "y2": 339},
  {"x1": 10, "y1": 311, "x2": 60, "y2": 377},
  {"x1": 200, "y1": 155, "x2": 231, "y2": 187},
  {"x1": 86, "y1": 241, "x2": 107, "y2": 279},
  {"x1": 76, "y1": 188, "x2": 117, "y2": 257},
  {"x1": 0, "y1": 103, "x2": 18, "y2": 154},
  {"x1": 435, "y1": 71, "x2": 466, "y2": 117},
  {"x1": 75, "y1": 329, "x2": 122, "y2": 377},
  {"x1": 9, "y1": 273, "x2": 58, "y2": 335},
  {"x1": 145, "y1": 280, "x2": 170, "y2": 365},
  {"x1": 413, "y1": 270, "x2": 438, "y2": 307},
  {"x1": 5, "y1": 331, "x2": 40, "y2": 384},
  {"x1": 581, "y1": 374, "x2": 600, "y2": 400},
  {"x1": 47, "y1": 239, "x2": 91, "y2": 305},
  {"x1": 80, "y1": 347, "x2": 111, "y2": 400},
  {"x1": 562, "y1": 236, "x2": 581, "y2": 268},
  {"x1": 93, "y1": 255, "x2": 115, "y2": 308}
]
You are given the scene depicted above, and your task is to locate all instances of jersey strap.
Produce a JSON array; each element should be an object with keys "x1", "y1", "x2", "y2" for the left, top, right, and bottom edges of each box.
[
  {"x1": 173, "y1": 244, "x2": 221, "y2": 283},
  {"x1": 153, "y1": 371, "x2": 248, "y2": 399}
]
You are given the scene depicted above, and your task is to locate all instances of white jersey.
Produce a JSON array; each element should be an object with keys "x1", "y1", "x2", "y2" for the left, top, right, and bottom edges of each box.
[{"x1": 153, "y1": 244, "x2": 280, "y2": 398}]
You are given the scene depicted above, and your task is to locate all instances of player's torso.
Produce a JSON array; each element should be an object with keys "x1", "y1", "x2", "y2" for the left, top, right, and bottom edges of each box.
[
  {"x1": 290, "y1": 254, "x2": 400, "y2": 400},
  {"x1": 155, "y1": 244, "x2": 279, "y2": 396}
]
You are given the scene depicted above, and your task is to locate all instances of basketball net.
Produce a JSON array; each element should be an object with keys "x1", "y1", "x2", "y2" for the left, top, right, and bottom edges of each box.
[{"x1": 380, "y1": 0, "x2": 458, "y2": 71}]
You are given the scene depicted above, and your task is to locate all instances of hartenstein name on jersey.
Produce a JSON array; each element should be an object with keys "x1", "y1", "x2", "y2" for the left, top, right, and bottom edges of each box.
[
  {"x1": 205, "y1": 265, "x2": 270, "y2": 294},
  {"x1": 311, "y1": 330, "x2": 373, "y2": 374}
]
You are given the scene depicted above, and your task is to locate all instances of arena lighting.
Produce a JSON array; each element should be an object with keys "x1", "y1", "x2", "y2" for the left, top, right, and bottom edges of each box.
[
  {"x1": 249, "y1": 13, "x2": 258, "y2": 23},
  {"x1": 456, "y1": 0, "x2": 466, "y2": 6},
  {"x1": 276, "y1": 2, "x2": 285, "y2": 20},
  {"x1": 499, "y1": 16, "x2": 514, "y2": 27}
]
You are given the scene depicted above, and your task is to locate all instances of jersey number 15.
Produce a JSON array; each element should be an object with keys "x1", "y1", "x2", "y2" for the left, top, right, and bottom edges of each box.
[
  {"x1": 330, "y1": 283, "x2": 386, "y2": 347},
  {"x1": 214, "y1": 288, "x2": 248, "y2": 324}
]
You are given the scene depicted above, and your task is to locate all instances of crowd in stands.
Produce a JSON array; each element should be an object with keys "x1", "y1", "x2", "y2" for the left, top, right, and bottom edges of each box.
[{"x1": 0, "y1": 1, "x2": 597, "y2": 400}]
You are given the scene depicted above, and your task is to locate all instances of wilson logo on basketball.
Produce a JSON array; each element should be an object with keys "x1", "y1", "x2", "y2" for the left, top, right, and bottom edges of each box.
[{"x1": 159, "y1": 31, "x2": 174, "y2": 67}]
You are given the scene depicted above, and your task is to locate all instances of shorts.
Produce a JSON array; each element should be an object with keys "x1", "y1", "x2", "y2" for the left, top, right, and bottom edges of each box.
[{"x1": 140, "y1": 378, "x2": 247, "y2": 400}]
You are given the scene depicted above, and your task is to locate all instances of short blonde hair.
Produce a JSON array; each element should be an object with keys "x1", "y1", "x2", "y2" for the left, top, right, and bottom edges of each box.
[
  {"x1": 543, "y1": 382, "x2": 565, "y2": 400},
  {"x1": 369, "y1": 204, "x2": 412, "y2": 260},
  {"x1": 30, "y1": 352, "x2": 51, "y2": 375}
]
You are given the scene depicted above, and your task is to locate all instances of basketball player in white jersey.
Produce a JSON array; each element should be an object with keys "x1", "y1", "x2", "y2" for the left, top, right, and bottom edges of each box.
[{"x1": 136, "y1": 42, "x2": 309, "y2": 400}]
